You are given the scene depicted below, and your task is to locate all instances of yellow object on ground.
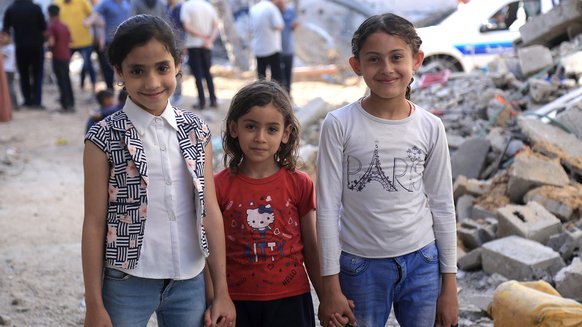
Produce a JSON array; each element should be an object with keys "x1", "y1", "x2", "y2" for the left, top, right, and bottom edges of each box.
[{"x1": 488, "y1": 280, "x2": 582, "y2": 326}]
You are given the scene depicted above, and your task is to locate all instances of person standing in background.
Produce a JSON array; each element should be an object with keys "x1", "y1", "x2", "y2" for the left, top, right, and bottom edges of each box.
[
  {"x1": 46, "y1": 4, "x2": 75, "y2": 112},
  {"x1": 249, "y1": 0, "x2": 284, "y2": 84},
  {"x1": 54, "y1": 0, "x2": 97, "y2": 96},
  {"x1": 167, "y1": 0, "x2": 185, "y2": 106},
  {"x1": 130, "y1": 0, "x2": 166, "y2": 17},
  {"x1": 1, "y1": 32, "x2": 18, "y2": 111},
  {"x1": 87, "y1": 0, "x2": 130, "y2": 91},
  {"x1": 276, "y1": 0, "x2": 298, "y2": 96},
  {"x1": 180, "y1": 0, "x2": 219, "y2": 110},
  {"x1": 2, "y1": 0, "x2": 46, "y2": 109}
]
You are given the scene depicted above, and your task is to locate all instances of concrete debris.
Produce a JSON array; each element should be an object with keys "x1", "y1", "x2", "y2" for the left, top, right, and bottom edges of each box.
[
  {"x1": 555, "y1": 257, "x2": 582, "y2": 302},
  {"x1": 481, "y1": 235, "x2": 565, "y2": 281},
  {"x1": 496, "y1": 201, "x2": 563, "y2": 244}
]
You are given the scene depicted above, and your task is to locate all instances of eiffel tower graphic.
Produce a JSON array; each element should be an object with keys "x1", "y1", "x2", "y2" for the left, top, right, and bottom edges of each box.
[{"x1": 348, "y1": 144, "x2": 397, "y2": 192}]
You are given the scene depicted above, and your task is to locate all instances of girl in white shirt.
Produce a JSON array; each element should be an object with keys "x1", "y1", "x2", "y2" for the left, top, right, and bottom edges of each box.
[
  {"x1": 82, "y1": 14, "x2": 235, "y2": 327},
  {"x1": 316, "y1": 13, "x2": 459, "y2": 327}
]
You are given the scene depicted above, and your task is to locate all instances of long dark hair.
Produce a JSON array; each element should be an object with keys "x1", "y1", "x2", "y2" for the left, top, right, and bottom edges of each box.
[{"x1": 222, "y1": 80, "x2": 300, "y2": 174}]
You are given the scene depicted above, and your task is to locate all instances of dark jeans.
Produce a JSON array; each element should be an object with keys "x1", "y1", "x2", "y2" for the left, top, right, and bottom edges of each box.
[
  {"x1": 256, "y1": 52, "x2": 282, "y2": 85},
  {"x1": 52, "y1": 59, "x2": 75, "y2": 110},
  {"x1": 280, "y1": 53, "x2": 293, "y2": 94},
  {"x1": 72, "y1": 46, "x2": 96, "y2": 88},
  {"x1": 15, "y1": 45, "x2": 44, "y2": 106},
  {"x1": 187, "y1": 47, "x2": 216, "y2": 107},
  {"x1": 97, "y1": 43, "x2": 114, "y2": 90}
]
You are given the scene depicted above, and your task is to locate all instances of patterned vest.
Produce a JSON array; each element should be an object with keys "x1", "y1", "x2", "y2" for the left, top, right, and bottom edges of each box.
[{"x1": 86, "y1": 108, "x2": 210, "y2": 269}]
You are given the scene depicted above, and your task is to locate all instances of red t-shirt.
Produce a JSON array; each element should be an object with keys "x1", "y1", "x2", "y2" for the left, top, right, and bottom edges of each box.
[
  {"x1": 46, "y1": 19, "x2": 71, "y2": 61},
  {"x1": 214, "y1": 168, "x2": 316, "y2": 301}
]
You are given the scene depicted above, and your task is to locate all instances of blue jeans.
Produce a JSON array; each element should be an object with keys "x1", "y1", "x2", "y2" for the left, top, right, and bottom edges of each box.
[
  {"x1": 102, "y1": 268, "x2": 206, "y2": 327},
  {"x1": 339, "y1": 242, "x2": 440, "y2": 327}
]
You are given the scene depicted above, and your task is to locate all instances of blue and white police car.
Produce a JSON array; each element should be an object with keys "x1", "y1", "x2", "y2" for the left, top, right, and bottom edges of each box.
[{"x1": 416, "y1": 0, "x2": 554, "y2": 73}]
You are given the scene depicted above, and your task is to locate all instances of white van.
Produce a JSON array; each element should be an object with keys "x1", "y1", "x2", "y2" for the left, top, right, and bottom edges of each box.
[{"x1": 416, "y1": 0, "x2": 555, "y2": 73}]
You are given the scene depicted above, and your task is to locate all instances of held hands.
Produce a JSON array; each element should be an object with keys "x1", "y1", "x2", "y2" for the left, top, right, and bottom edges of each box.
[
  {"x1": 318, "y1": 292, "x2": 356, "y2": 327},
  {"x1": 203, "y1": 292, "x2": 236, "y2": 327}
]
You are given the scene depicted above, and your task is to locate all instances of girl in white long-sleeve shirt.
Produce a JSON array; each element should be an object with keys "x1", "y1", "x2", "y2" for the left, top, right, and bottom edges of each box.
[{"x1": 316, "y1": 13, "x2": 459, "y2": 327}]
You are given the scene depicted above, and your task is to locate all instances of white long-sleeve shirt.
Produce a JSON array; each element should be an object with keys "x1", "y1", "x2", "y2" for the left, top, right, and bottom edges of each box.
[{"x1": 316, "y1": 100, "x2": 457, "y2": 276}]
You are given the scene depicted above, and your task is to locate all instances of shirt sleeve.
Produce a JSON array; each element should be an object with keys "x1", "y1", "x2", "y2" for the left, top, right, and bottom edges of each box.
[
  {"x1": 423, "y1": 118, "x2": 457, "y2": 273},
  {"x1": 296, "y1": 170, "x2": 316, "y2": 218},
  {"x1": 316, "y1": 113, "x2": 344, "y2": 276}
]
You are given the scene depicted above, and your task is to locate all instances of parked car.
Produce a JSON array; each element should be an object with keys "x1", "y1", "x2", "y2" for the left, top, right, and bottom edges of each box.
[{"x1": 416, "y1": 0, "x2": 555, "y2": 73}]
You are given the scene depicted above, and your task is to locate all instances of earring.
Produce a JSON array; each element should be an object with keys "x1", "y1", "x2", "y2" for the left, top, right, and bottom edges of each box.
[
  {"x1": 176, "y1": 71, "x2": 183, "y2": 79},
  {"x1": 116, "y1": 80, "x2": 125, "y2": 87}
]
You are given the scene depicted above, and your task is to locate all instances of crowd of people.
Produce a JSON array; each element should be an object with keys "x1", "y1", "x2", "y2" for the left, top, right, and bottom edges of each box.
[
  {"x1": 0, "y1": 0, "x2": 299, "y2": 121},
  {"x1": 3, "y1": 1, "x2": 460, "y2": 327}
]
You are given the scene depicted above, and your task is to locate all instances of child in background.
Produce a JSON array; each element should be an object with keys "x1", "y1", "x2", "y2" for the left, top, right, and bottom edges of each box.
[
  {"x1": 84, "y1": 89, "x2": 120, "y2": 133},
  {"x1": 46, "y1": 4, "x2": 75, "y2": 112},
  {"x1": 215, "y1": 80, "x2": 321, "y2": 327},
  {"x1": 0, "y1": 33, "x2": 18, "y2": 110},
  {"x1": 316, "y1": 13, "x2": 459, "y2": 327},
  {"x1": 82, "y1": 14, "x2": 235, "y2": 327}
]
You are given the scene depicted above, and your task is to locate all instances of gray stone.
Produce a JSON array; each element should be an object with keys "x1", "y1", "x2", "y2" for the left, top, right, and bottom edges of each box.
[
  {"x1": 555, "y1": 257, "x2": 582, "y2": 302},
  {"x1": 519, "y1": 0, "x2": 582, "y2": 47},
  {"x1": 507, "y1": 151, "x2": 569, "y2": 203},
  {"x1": 546, "y1": 225, "x2": 582, "y2": 260},
  {"x1": 517, "y1": 115, "x2": 582, "y2": 175},
  {"x1": 451, "y1": 138, "x2": 491, "y2": 179},
  {"x1": 517, "y1": 46, "x2": 553, "y2": 76},
  {"x1": 555, "y1": 103, "x2": 582, "y2": 140},
  {"x1": 458, "y1": 219, "x2": 497, "y2": 250},
  {"x1": 453, "y1": 176, "x2": 492, "y2": 201},
  {"x1": 472, "y1": 204, "x2": 496, "y2": 220},
  {"x1": 496, "y1": 201, "x2": 562, "y2": 244},
  {"x1": 295, "y1": 97, "x2": 330, "y2": 127},
  {"x1": 481, "y1": 236, "x2": 565, "y2": 280},
  {"x1": 458, "y1": 247, "x2": 482, "y2": 271},
  {"x1": 456, "y1": 194, "x2": 475, "y2": 221},
  {"x1": 524, "y1": 187, "x2": 575, "y2": 221}
]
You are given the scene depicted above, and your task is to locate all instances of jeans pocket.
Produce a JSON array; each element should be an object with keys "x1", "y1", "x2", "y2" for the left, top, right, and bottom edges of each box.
[
  {"x1": 103, "y1": 268, "x2": 132, "y2": 281},
  {"x1": 418, "y1": 242, "x2": 439, "y2": 264},
  {"x1": 339, "y1": 252, "x2": 369, "y2": 276}
]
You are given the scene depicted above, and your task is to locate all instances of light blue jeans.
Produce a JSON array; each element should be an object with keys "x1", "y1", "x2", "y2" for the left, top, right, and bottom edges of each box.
[
  {"x1": 102, "y1": 268, "x2": 206, "y2": 327},
  {"x1": 339, "y1": 242, "x2": 440, "y2": 327}
]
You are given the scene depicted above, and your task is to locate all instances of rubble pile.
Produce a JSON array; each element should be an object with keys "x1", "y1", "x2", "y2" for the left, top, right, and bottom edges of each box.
[{"x1": 294, "y1": 2, "x2": 582, "y2": 325}]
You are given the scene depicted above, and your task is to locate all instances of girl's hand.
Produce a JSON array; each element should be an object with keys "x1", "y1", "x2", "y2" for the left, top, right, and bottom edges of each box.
[
  {"x1": 206, "y1": 293, "x2": 236, "y2": 327},
  {"x1": 84, "y1": 305, "x2": 112, "y2": 327}
]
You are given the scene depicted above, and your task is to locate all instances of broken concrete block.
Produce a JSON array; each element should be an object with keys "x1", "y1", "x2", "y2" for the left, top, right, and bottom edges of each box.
[
  {"x1": 517, "y1": 46, "x2": 553, "y2": 76},
  {"x1": 546, "y1": 225, "x2": 582, "y2": 261},
  {"x1": 458, "y1": 218, "x2": 497, "y2": 250},
  {"x1": 517, "y1": 115, "x2": 582, "y2": 174},
  {"x1": 524, "y1": 185, "x2": 579, "y2": 222},
  {"x1": 555, "y1": 103, "x2": 582, "y2": 140},
  {"x1": 496, "y1": 201, "x2": 563, "y2": 244},
  {"x1": 507, "y1": 149, "x2": 569, "y2": 203},
  {"x1": 555, "y1": 257, "x2": 582, "y2": 302},
  {"x1": 485, "y1": 127, "x2": 509, "y2": 154},
  {"x1": 458, "y1": 247, "x2": 482, "y2": 271},
  {"x1": 528, "y1": 78, "x2": 560, "y2": 103},
  {"x1": 561, "y1": 51, "x2": 582, "y2": 76},
  {"x1": 453, "y1": 176, "x2": 492, "y2": 201},
  {"x1": 451, "y1": 137, "x2": 491, "y2": 180},
  {"x1": 456, "y1": 194, "x2": 474, "y2": 221},
  {"x1": 295, "y1": 97, "x2": 329, "y2": 127},
  {"x1": 481, "y1": 235, "x2": 565, "y2": 280},
  {"x1": 519, "y1": 0, "x2": 582, "y2": 47},
  {"x1": 472, "y1": 204, "x2": 497, "y2": 220}
]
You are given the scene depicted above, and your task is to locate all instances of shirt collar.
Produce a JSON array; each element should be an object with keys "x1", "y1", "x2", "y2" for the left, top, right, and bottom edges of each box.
[{"x1": 124, "y1": 97, "x2": 178, "y2": 135}]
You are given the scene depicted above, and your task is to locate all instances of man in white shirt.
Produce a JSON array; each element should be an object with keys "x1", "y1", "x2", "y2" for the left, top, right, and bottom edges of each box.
[
  {"x1": 249, "y1": 0, "x2": 284, "y2": 83},
  {"x1": 180, "y1": 0, "x2": 219, "y2": 110}
]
